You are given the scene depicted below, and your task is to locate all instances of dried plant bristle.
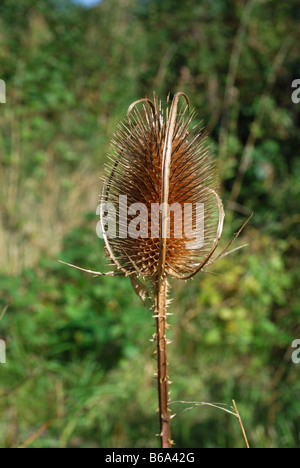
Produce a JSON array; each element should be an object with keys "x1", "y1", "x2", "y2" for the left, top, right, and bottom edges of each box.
[{"x1": 103, "y1": 94, "x2": 220, "y2": 279}]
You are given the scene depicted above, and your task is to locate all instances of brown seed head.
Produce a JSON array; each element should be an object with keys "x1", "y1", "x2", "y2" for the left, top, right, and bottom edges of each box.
[{"x1": 101, "y1": 93, "x2": 221, "y2": 280}]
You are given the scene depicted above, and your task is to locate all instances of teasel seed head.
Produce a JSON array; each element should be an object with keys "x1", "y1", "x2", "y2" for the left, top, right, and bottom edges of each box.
[{"x1": 101, "y1": 92, "x2": 224, "y2": 281}]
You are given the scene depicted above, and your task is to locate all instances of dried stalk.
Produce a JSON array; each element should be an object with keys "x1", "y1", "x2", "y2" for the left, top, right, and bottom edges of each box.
[
  {"x1": 154, "y1": 277, "x2": 171, "y2": 447},
  {"x1": 232, "y1": 400, "x2": 250, "y2": 449},
  {"x1": 60, "y1": 92, "x2": 251, "y2": 448},
  {"x1": 172, "y1": 399, "x2": 250, "y2": 448}
]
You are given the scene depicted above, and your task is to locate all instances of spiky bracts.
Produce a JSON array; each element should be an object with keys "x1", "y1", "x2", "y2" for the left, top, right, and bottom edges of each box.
[{"x1": 103, "y1": 93, "x2": 221, "y2": 280}]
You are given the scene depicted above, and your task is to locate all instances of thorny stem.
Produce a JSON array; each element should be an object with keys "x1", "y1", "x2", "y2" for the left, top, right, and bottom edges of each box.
[
  {"x1": 154, "y1": 275, "x2": 172, "y2": 448},
  {"x1": 232, "y1": 400, "x2": 250, "y2": 449}
]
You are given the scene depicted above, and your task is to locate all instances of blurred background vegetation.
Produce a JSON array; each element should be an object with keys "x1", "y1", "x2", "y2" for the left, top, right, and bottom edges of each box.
[{"x1": 0, "y1": 0, "x2": 299, "y2": 448}]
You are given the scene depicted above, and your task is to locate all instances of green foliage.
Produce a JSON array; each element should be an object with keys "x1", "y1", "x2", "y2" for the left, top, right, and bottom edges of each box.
[{"x1": 0, "y1": 0, "x2": 300, "y2": 448}]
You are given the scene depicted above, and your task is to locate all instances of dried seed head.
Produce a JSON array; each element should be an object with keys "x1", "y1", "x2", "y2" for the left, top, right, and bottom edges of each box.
[{"x1": 101, "y1": 93, "x2": 221, "y2": 280}]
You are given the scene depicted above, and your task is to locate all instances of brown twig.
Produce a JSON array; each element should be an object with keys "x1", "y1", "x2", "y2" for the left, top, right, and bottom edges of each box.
[
  {"x1": 0, "y1": 304, "x2": 8, "y2": 321},
  {"x1": 232, "y1": 399, "x2": 250, "y2": 449},
  {"x1": 172, "y1": 399, "x2": 251, "y2": 448},
  {"x1": 18, "y1": 417, "x2": 56, "y2": 449}
]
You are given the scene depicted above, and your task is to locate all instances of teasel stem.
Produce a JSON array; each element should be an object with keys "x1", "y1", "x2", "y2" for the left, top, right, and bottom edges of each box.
[
  {"x1": 152, "y1": 94, "x2": 187, "y2": 449},
  {"x1": 154, "y1": 275, "x2": 172, "y2": 448}
]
